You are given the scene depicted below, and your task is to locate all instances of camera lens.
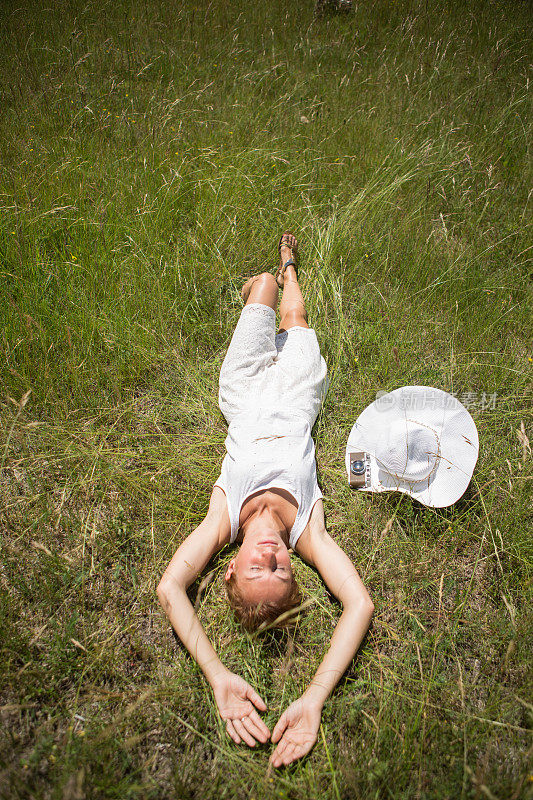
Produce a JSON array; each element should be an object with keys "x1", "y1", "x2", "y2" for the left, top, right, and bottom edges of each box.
[{"x1": 351, "y1": 460, "x2": 365, "y2": 475}]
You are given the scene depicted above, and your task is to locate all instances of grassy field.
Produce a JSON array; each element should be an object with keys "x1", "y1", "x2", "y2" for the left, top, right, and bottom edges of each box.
[{"x1": 1, "y1": 0, "x2": 532, "y2": 797}]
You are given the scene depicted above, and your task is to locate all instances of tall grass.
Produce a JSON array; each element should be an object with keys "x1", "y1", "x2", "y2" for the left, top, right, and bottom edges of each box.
[{"x1": 1, "y1": 0, "x2": 531, "y2": 798}]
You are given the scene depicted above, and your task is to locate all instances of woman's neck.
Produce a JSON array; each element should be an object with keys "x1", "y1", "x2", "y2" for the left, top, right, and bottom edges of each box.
[
  {"x1": 241, "y1": 509, "x2": 285, "y2": 540},
  {"x1": 238, "y1": 488, "x2": 297, "y2": 546}
]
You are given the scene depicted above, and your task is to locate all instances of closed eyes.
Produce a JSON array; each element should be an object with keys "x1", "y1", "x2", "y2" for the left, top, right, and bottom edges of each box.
[{"x1": 250, "y1": 565, "x2": 287, "y2": 571}]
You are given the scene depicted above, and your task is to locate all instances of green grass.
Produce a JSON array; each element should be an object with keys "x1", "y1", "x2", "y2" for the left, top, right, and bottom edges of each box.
[{"x1": 1, "y1": 0, "x2": 532, "y2": 797}]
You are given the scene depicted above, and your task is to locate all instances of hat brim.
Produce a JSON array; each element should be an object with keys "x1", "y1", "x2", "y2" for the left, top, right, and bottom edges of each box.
[{"x1": 345, "y1": 386, "x2": 479, "y2": 508}]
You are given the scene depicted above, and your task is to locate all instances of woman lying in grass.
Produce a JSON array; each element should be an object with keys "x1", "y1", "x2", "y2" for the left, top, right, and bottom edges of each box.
[{"x1": 157, "y1": 233, "x2": 374, "y2": 767}]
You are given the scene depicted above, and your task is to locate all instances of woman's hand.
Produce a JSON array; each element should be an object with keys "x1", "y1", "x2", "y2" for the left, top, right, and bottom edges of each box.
[
  {"x1": 211, "y1": 670, "x2": 270, "y2": 747},
  {"x1": 270, "y1": 694, "x2": 322, "y2": 767}
]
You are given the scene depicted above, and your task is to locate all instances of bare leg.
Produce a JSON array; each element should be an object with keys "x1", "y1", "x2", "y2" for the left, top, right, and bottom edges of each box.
[
  {"x1": 278, "y1": 251, "x2": 309, "y2": 333},
  {"x1": 241, "y1": 272, "x2": 279, "y2": 310}
]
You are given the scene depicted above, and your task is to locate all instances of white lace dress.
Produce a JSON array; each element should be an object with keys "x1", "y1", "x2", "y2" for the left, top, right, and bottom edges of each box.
[{"x1": 214, "y1": 303, "x2": 329, "y2": 546}]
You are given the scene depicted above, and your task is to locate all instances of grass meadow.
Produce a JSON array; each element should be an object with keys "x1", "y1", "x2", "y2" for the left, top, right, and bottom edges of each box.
[{"x1": 1, "y1": 0, "x2": 532, "y2": 797}]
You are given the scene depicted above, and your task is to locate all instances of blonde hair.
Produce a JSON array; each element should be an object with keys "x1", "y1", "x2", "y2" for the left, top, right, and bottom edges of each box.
[{"x1": 225, "y1": 573, "x2": 302, "y2": 632}]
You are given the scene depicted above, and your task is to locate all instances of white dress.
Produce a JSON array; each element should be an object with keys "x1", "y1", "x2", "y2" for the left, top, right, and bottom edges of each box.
[{"x1": 214, "y1": 303, "x2": 329, "y2": 548}]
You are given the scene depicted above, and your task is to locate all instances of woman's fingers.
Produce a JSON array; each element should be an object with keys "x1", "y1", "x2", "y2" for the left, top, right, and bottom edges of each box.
[
  {"x1": 248, "y1": 708, "x2": 270, "y2": 740},
  {"x1": 241, "y1": 714, "x2": 269, "y2": 743},
  {"x1": 271, "y1": 737, "x2": 312, "y2": 768},
  {"x1": 226, "y1": 720, "x2": 241, "y2": 744},
  {"x1": 270, "y1": 736, "x2": 290, "y2": 767},
  {"x1": 271, "y1": 712, "x2": 288, "y2": 743},
  {"x1": 233, "y1": 718, "x2": 257, "y2": 747},
  {"x1": 301, "y1": 737, "x2": 315, "y2": 758},
  {"x1": 281, "y1": 743, "x2": 297, "y2": 766},
  {"x1": 245, "y1": 684, "x2": 267, "y2": 712}
]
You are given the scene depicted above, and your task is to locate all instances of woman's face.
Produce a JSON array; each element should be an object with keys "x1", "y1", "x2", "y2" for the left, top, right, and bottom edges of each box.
[{"x1": 225, "y1": 527, "x2": 293, "y2": 605}]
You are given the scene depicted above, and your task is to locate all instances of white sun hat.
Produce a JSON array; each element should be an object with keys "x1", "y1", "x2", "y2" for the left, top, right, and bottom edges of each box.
[{"x1": 345, "y1": 386, "x2": 479, "y2": 508}]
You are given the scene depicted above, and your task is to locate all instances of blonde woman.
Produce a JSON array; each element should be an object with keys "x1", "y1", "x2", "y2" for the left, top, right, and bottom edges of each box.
[{"x1": 157, "y1": 233, "x2": 374, "y2": 767}]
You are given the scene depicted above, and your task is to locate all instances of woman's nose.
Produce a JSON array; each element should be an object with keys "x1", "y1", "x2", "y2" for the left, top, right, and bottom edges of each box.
[{"x1": 265, "y1": 553, "x2": 277, "y2": 571}]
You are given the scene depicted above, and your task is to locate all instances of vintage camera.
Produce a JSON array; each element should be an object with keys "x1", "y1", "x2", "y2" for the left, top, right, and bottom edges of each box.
[{"x1": 348, "y1": 451, "x2": 369, "y2": 488}]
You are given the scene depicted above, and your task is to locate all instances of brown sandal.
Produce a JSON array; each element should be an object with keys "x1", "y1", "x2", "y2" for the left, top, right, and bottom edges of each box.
[{"x1": 275, "y1": 232, "x2": 299, "y2": 287}]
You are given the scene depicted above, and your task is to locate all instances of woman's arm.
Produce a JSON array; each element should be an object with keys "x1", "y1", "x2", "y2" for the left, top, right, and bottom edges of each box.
[
  {"x1": 156, "y1": 487, "x2": 230, "y2": 683},
  {"x1": 157, "y1": 487, "x2": 270, "y2": 747},
  {"x1": 270, "y1": 500, "x2": 374, "y2": 767}
]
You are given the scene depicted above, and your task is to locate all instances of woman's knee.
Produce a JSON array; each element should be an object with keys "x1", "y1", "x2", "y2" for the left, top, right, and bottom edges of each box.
[
  {"x1": 279, "y1": 307, "x2": 309, "y2": 330},
  {"x1": 245, "y1": 272, "x2": 279, "y2": 307},
  {"x1": 254, "y1": 272, "x2": 278, "y2": 289}
]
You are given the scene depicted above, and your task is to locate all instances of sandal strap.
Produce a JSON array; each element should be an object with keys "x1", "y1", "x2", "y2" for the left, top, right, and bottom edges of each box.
[
  {"x1": 281, "y1": 258, "x2": 297, "y2": 270},
  {"x1": 276, "y1": 234, "x2": 299, "y2": 285},
  {"x1": 278, "y1": 234, "x2": 298, "y2": 256}
]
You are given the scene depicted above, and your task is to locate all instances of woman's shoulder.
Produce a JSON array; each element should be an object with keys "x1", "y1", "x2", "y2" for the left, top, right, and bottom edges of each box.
[
  {"x1": 208, "y1": 485, "x2": 232, "y2": 545},
  {"x1": 293, "y1": 498, "x2": 326, "y2": 561}
]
